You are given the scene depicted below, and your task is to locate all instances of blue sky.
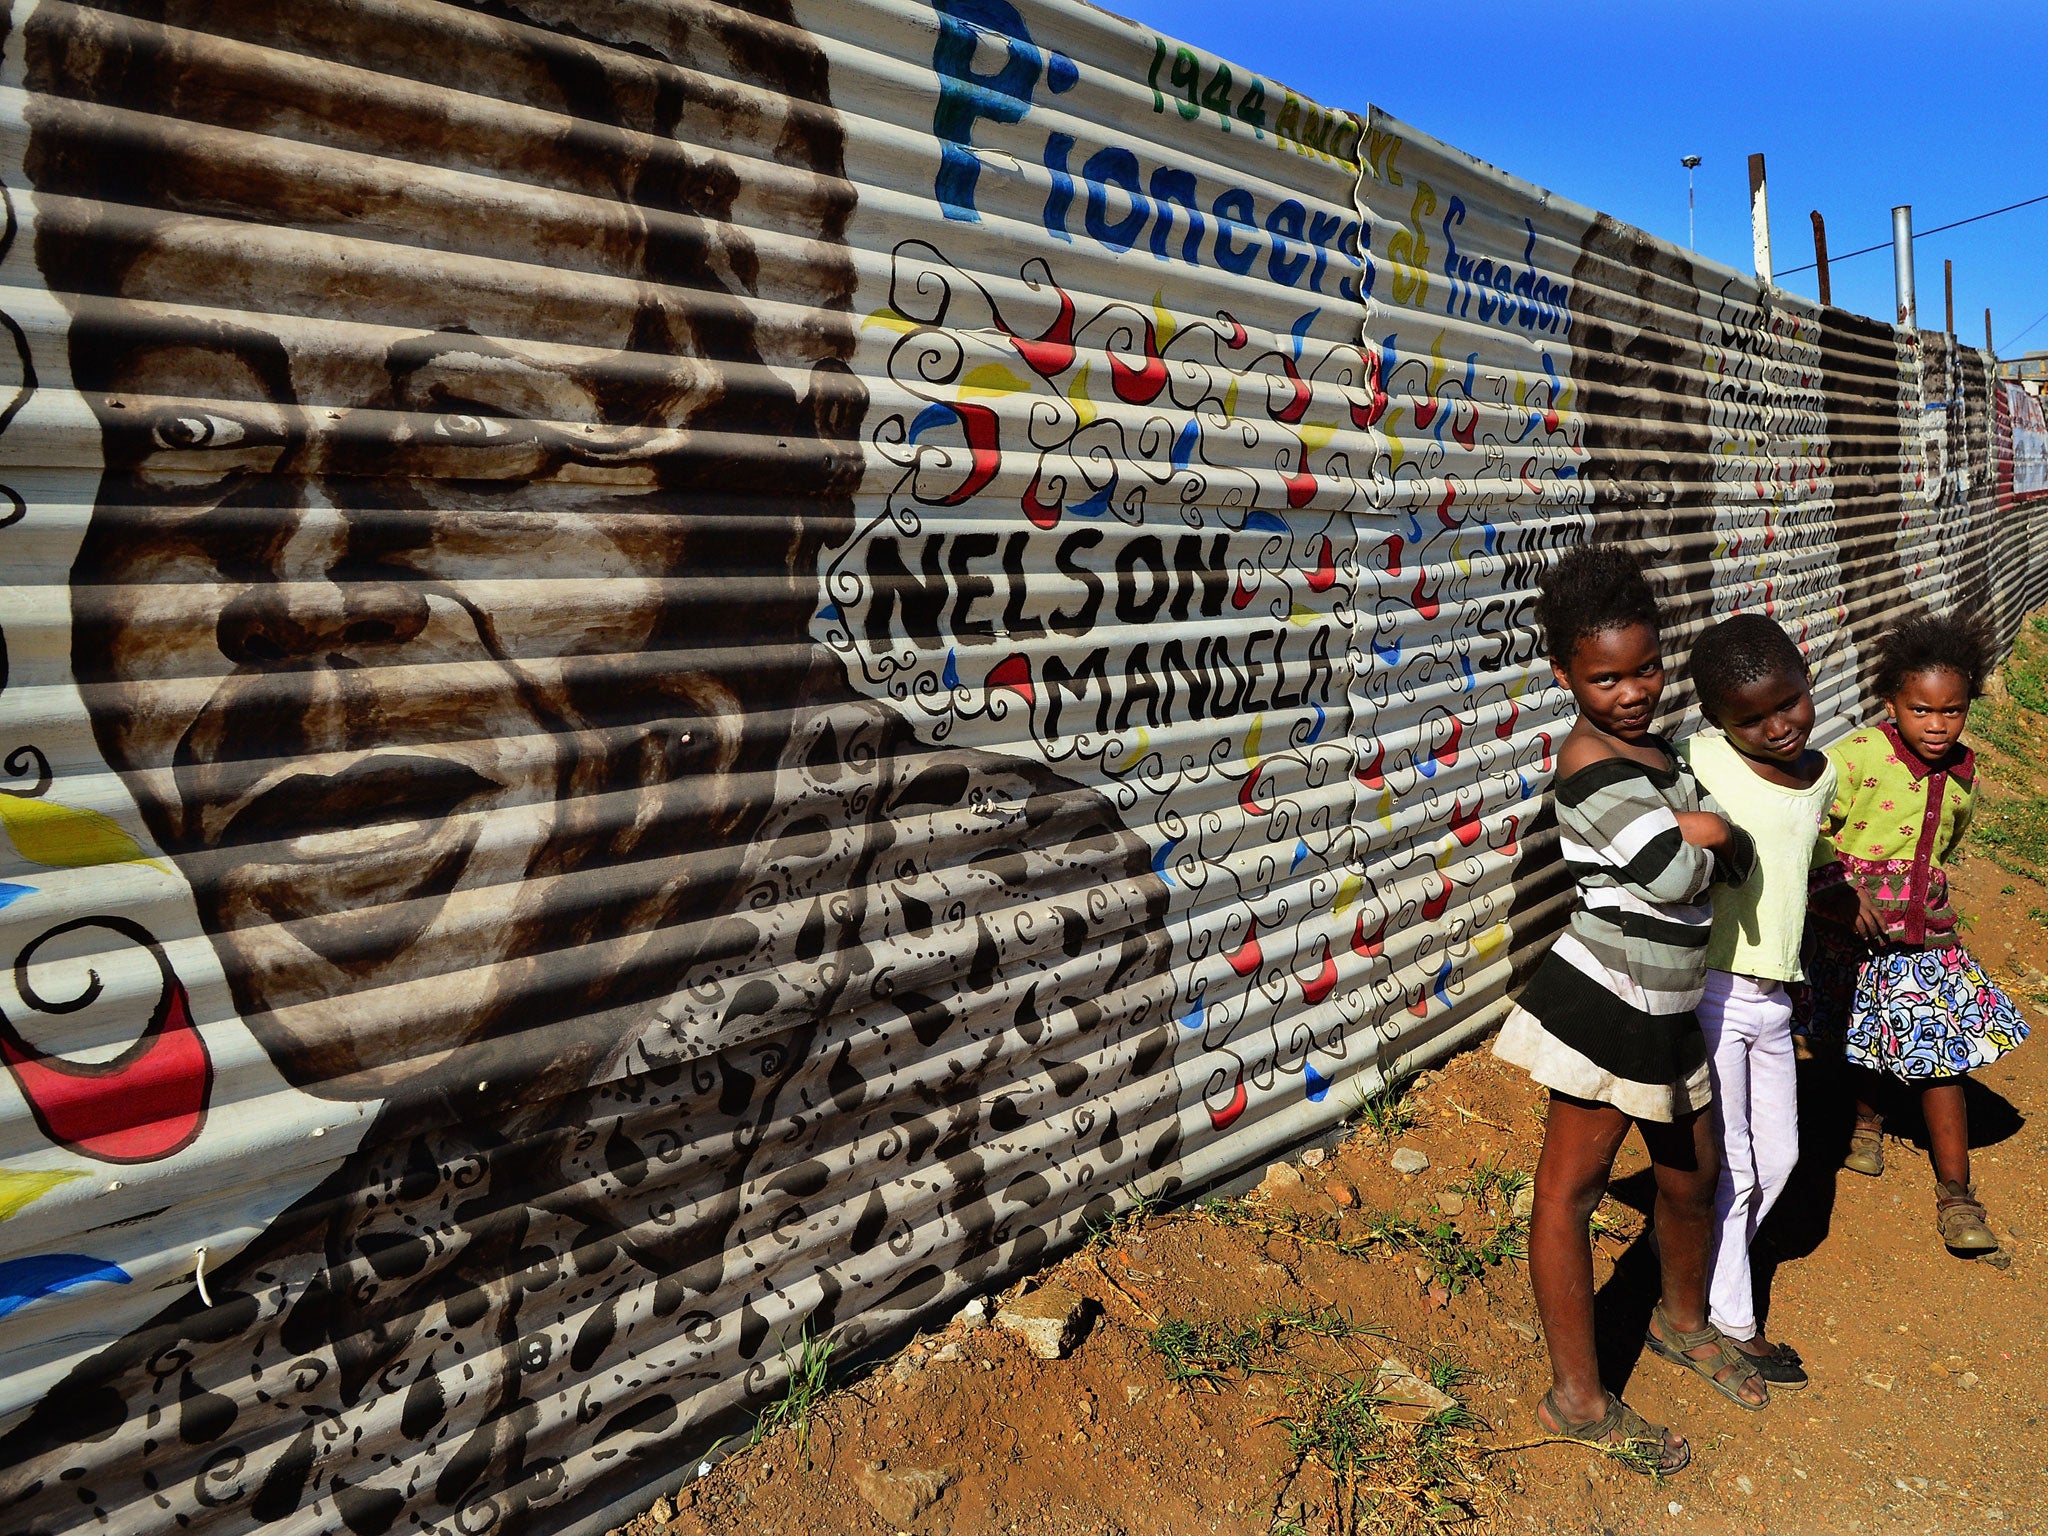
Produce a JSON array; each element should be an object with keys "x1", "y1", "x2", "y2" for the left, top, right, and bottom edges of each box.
[{"x1": 1109, "y1": 0, "x2": 2048, "y2": 355}]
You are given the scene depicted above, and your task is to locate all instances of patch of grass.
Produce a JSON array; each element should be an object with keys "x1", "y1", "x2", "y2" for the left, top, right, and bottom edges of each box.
[
  {"x1": 1198, "y1": 1193, "x2": 1257, "y2": 1226},
  {"x1": 750, "y1": 1326, "x2": 834, "y2": 1463},
  {"x1": 1351, "y1": 1071, "x2": 1419, "y2": 1145},
  {"x1": 1966, "y1": 611, "x2": 2048, "y2": 882},
  {"x1": 1149, "y1": 1316, "x2": 1263, "y2": 1387},
  {"x1": 1262, "y1": 1304, "x2": 1383, "y2": 1344},
  {"x1": 1361, "y1": 1208, "x2": 1526, "y2": 1295},
  {"x1": 1084, "y1": 1183, "x2": 1168, "y2": 1247}
]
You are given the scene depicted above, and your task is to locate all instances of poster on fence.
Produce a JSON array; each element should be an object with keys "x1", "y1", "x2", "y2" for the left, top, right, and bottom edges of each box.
[{"x1": 2007, "y1": 382, "x2": 2048, "y2": 495}]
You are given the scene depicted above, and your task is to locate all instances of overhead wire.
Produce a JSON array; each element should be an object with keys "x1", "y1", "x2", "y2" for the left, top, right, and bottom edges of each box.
[{"x1": 1777, "y1": 190, "x2": 2048, "y2": 277}]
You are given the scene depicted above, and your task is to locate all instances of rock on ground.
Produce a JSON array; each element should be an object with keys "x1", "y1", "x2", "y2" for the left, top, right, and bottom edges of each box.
[
  {"x1": 852, "y1": 1461, "x2": 954, "y2": 1525},
  {"x1": 995, "y1": 1284, "x2": 1089, "y2": 1359}
]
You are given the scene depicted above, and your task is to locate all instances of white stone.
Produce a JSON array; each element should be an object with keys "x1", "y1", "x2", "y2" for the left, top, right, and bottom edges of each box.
[{"x1": 1390, "y1": 1148, "x2": 1430, "y2": 1176}]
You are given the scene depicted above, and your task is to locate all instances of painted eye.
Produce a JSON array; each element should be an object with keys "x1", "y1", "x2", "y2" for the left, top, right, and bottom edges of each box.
[
  {"x1": 150, "y1": 412, "x2": 247, "y2": 450},
  {"x1": 431, "y1": 412, "x2": 510, "y2": 443}
]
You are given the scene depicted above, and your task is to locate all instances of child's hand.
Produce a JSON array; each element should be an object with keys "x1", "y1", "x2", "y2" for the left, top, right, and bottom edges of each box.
[
  {"x1": 1852, "y1": 889, "x2": 1888, "y2": 942},
  {"x1": 1674, "y1": 811, "x2": 1734, "y2": 852}
]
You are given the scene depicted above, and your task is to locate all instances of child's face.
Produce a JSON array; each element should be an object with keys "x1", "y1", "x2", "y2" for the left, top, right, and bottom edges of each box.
[
  {"x1": 1552, "y1": 622, "x2": 1664, "y2": 741},
  {"x1": 1884, "y1": 666, "x2": 1972, "y2": 762},
  {"x1": 1713, "y1": 667, "x2": 1816, "y2": 765}
]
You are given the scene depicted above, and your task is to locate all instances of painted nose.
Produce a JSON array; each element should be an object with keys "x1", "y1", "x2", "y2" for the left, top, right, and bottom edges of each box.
[{"x1": 215, "y1": 491, "x2": 430, "y2": 666}]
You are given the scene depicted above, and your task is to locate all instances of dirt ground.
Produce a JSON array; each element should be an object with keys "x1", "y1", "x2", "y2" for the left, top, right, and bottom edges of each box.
[{"x1": 616, "y1": 618, "x2": 2048, "y2": 1536}]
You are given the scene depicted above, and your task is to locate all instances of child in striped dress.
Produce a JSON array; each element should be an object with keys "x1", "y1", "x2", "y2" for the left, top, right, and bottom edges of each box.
[{"x1": 1495, "y1": 548, "x2": 1762, "y2": 1473}]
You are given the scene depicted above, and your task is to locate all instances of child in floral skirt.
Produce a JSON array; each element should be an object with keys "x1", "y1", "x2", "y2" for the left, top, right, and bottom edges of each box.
[{"x1": 1798, "y1": 615, "x2": 2029, "y2": 1252}]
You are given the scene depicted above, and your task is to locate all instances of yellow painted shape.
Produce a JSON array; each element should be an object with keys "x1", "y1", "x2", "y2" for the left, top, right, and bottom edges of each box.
[
  {"x1": 1474, "y1": 922, "x2": 1508, "y2": 962},
  {"x1": 1067, "y1": 362, "x2": 1096, "y2": 429},
  {"x1": 0, "y1": 1167, "x2": 87, "y2": 1223},
  {"x1": 1376, "y1": 787, "x2": 1393, "y2": 829},
  {"x1": 0, "y1": 795, "x2": 167, "y2": 874},
  {"x1": 1152, "y1": 292, "x2": 1176, "y2": 349},
  {"x1": 862, "y1": 305, "x2": 915, "y2": 335},
  {"x1": 1333, "y1": 872, "x2": 1362, "y2": 916},
  {"x1": 958, "y1": 363, "x2": 1030, "y2": 400},
  {"x1": 1244, "y1": 713, "x2": 1264, "y2": 765},
  {"x1": 1114, "y1": 727, "x2": 1152, "y2": 774},
  {"x1": 1288, "y1": 602, "x2": 1318, "y2": 627},
  {"x1": 1299, "y1": 420, "x2": 1337, "y2": 453},
  {"x1": 1223, "y1": 376, "x2": 1239, "y2": 422}
]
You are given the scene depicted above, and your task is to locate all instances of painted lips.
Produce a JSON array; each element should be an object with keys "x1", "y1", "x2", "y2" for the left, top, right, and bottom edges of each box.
[{"x1": 223, "y1": 755, "x2": 495, "y2": 854}]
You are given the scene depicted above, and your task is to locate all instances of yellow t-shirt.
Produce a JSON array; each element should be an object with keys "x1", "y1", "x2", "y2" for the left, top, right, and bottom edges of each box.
[{"x1": 1680, "y1": 730, "x2": 1839, "y2": 984}]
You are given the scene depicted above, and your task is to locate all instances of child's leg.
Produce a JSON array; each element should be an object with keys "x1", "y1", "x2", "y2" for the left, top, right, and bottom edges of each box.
[
  {"x1": 1700, "y1": 974, "x2": 1762, "y2": 1342},
  {"x1": 1641, "y1": 1108, "x2": 1769, "y2": 1406},
  {"x1": 1738, "y1": 988, "x2": 1801, "y2": 1347},
  {"x1": 1528, "y1": 1092, "x2": 1633, "y2": 1422},
  {"x1": 1921, "y1": 1079, "x2": 1970, "y2": 1186}
]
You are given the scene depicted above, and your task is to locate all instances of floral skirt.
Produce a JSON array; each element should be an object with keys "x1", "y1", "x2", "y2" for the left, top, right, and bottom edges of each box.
[{"x1": 1793, "y1": 923, "x2": 2029, "y2": 1081}]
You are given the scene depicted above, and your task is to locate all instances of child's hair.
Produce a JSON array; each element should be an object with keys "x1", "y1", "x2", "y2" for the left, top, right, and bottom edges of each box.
[
  {"x1": 1535, "y1": 544, "x2": 1661, "y2": 664},
  {"x1": 1690, "y1": 613, "x2": 1808, "y2": 719},
  {"x1": 1874, "y1": 613, "x2": 1991, "y2": 700}
]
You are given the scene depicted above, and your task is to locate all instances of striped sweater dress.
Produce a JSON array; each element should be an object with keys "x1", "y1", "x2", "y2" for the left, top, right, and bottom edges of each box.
[{"x1": 1495, "y1": 740, "x2": 1757, "y2": 1121}]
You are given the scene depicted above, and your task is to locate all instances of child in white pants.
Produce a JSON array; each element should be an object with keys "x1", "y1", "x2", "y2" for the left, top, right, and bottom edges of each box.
[{"x1": 1681, "y1": 616, "x2": 1842, "y2": 1397}]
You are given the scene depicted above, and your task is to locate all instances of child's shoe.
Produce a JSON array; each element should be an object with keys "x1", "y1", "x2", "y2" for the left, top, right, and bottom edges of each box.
[
  {"x1": 1934, "y1": 1180, "x2": 1998, "y2": 1253},
  {"x1": 1843, "y1": 1117, "x2": 1884, "y2": 1177}
]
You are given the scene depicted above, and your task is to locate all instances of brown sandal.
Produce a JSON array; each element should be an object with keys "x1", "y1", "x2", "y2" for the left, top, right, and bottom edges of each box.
[
  {"x1": 1844, "y1": 1116, "x2": 1884, "y2": 1177},
  {"x1": 1643, "y1": 1304, "x2": 1768, "y2": 1410},
  {"x1": 1536, "y1": 1389, "x2": 1689, "y2": 1475},
  {"x1": 1935, "y1": 1181, "x2": 1998, "y2": 1253}
]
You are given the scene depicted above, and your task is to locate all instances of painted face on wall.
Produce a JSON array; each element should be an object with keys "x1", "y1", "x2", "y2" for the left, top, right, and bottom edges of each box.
[{"x1": 30, "y1": 0, "x2": 863, "y2": 1098}]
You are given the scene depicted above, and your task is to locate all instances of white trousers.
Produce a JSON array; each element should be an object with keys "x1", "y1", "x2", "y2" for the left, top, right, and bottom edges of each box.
[{"x1": 1699, "y1": 969, "x2": 1800, "y2": 1341}]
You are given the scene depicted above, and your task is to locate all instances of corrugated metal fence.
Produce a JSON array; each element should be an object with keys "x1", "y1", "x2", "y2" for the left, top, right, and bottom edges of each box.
[{"x1": 0, "y1": 5, "x2": 2040, "y2": 1534}]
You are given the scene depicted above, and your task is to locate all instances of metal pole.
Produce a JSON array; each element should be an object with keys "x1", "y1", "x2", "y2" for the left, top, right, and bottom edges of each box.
[
  {"x1": 1944, "y1": 259, "x2": 1954, "y2": 336},
  {"x1": 1682, "y1": 155, "x2": 1701, "y2": 250},
  {"x1": 1892, "y1": 205, "x2": 1916, "y2": 330},
  {"x1": 1985, "y1": 307, "x2": 1994, "y2": 357},
  {"x1": 1810, "y1": 211, "x2": 1832, "y2": 306},
  {"x1": 1748, "y1": 153, "x2": 1772, "y2": 285}
]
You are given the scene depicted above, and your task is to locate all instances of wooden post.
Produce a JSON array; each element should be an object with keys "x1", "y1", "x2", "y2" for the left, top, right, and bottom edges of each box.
[
  {"x1": 1986, "y1": 308, "x2": 1994, "y2": 357},
  {"x1": 1748, "y1": 153, "x2": 1773, "y2": 285},
  {"x1": 1810, "y1": 211, "x2": 1831, "y2": 306},
  {"x1": 1944, "y1": 259, "x2": 1955, "y2": 336}
]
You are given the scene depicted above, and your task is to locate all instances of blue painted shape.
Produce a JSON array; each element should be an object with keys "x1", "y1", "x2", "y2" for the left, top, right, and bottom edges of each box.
[
  {"x1": 1372, "y1": 634, "x2": 1401, "y2": 666},
  {"x1": 1047, "y1": 50, "x2": 1079, "y2": 92},
  {"x1": 932, "y1": 0, "x2": 1044, "y2": 222},
  {"x1": 1151, "y1": 835, "x2": 1180, "y2": 886},
  {"x1": 1433, "y1": 957, "x2": 1455, "y2": 1008},
  {"x1": 943, "y1": 649, "x2": 961, "y2": 689},
  {"x1": 1244, "y1": 509, "x2": 1290, "y2": 534},
  {"x1": 1290, "y1": 839, "x2": 1308, "y2": 871},
  {"x1": 1305, "y1": 701, "x2": 1326, "y2": 743},
  {"x1": 1482, "y1": 521, "x2": 1498, "y2": 556},
  {"x1": 0, "y1": 1254, "x2": 130, "y2": 1321},
  {"x1": 1071, "y1": 475, "x2": 1115, "y2": 517},
  {"x1": 1170, "y1": 417, "x2": 1200, "y2": 473},
  {"x1": 0, "y1": 882, "x2": 32, "y2": 912},
  {"x1": 1289, "y1": 307, "x2": 1320, "y2": 358},
  {"x1": 1179, "y1": 992, "x2": 1205, "y2": 1030},
  {"x1": 909, "y1": 401, "x2": 956, "y2": 442},
  {"x1": 818, "y1": 603, "x2": 843, "y2": 625},
  {"x1": 1304, "y1": 1063, "x2": 1331, "y2": 1102}
]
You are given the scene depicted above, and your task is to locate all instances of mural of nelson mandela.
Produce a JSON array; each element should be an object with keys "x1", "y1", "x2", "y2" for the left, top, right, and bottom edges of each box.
[{"x1": 0, "y1": 5, "x2": 1177, "y2": 1533}]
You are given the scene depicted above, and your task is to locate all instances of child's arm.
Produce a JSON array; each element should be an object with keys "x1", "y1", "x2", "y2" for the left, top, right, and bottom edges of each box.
[{"x1": 1561, "y1": 770, "x2": 1729, "y2": 905}]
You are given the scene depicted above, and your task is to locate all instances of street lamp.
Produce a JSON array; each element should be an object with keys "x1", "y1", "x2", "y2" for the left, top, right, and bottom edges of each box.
[{"x1": 1681, "y1": 155, "x2": 1702, "y2": 249}]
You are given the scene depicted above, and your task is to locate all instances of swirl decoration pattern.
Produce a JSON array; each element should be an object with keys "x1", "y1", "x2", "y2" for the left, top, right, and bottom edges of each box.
[{"x1": 823, "y1": 238, "x2": 1380, "y2": 1126}]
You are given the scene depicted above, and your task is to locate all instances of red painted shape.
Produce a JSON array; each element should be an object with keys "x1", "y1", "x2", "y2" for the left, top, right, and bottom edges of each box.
[
  {"x1": 1232, "y1": 575, "x2": 1256, "y2": 610},
  {"x1": 1226, "y1": 920, "x2": 1263, "y2": 977},
  {"x1": 1435, "y1": 715, "x2": 1464, "y2": 769},
  {"x1": 1422, "y1": 877, "x2": 1452, "y2": 922},
  {"x1": 1109, "y1": 320, "x2": 1167, "y2": 405},
  {"x1": 1407, "y1": 984, "x2": 1430, "y2": 1018},
  {"x1": 1451, "y1": 402, "x2": 1477, "y2": 449},
  {"x1": 1355, "y1": 740, "x2": 1385, "y2": 790},
  {"x1": 1351, "y1": 354, "x2": 1389, "y2": 428},
  {"x1": 1284, "y1": 466, "x2": 1317, "y2": 508},
  {"x1": 1381, "y1": 533, "x2": 1403, "y2": 578},
  {"x1": 1492, "y1": 813, "x2": 1521, "y2": 857},
  {"x1": 985, "y1": 653, "x2": 1034, "y2": 706},
  {"x1": 1450, "y1": 799, "x2": 1482, "y2": 847},
  {"x1": 1413, "y1": 395, "x2": 1439, "y2": 430},
  {"x1": 1537, "y1": 731, "x2": 1554, "y2": 772},
  {"x1": 1437, "y1": 483, "x2": 1459, "y2": 528},
  {"x1": 1022, "y1": 469, "x2": 1062, "y2": 529},
  {"x1": 1, "y1": 977, "x2": 209, "y2": 1164},
  {"x1": 1305, "y1": 534, "x2": 1337, "y2": 592},
  {"x1": 1496, "y1": 699, "x2": 1520, "y2": 741},
  {"x1": 1300, "y1": 948, "x2": 1338, "y2": 1006},
  {"x1": 934, "y1": 402, "x2": 1001, "y2": 506},
  {"x1": 1412, "y1": 568, "x2": 1439, "y2": 621},
  {"x1": 1222, "y1": 314, "x2": 1248, "y2": 350},
  {"x1": 1208, "y1": 1073, "x2": 1248, "y2": 1130},
  {"x1": 1238, "y1": 763, "x2": 1270, "y2": 817},
  {"x1": 1005, "y1": 283, "x2": 1077, "y2": 377},
  {"x1": 1352, "y1": 911, "x2": 1386, "y2": 958},
  {"x1": 1273, "y1": 357, "x2": 1311, "y2": 424}
]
